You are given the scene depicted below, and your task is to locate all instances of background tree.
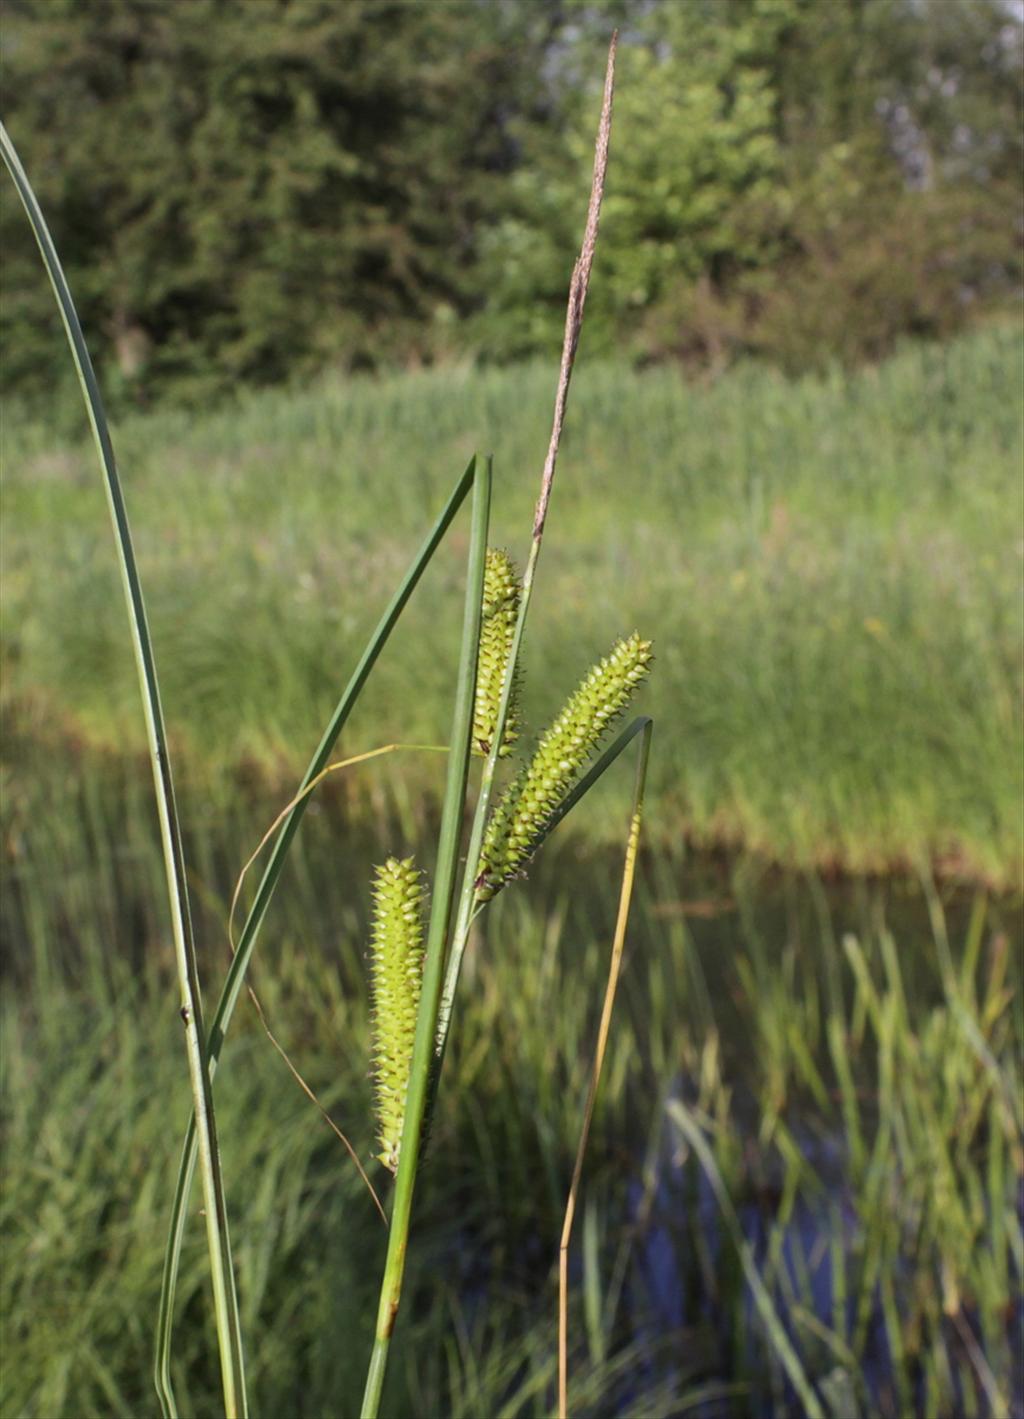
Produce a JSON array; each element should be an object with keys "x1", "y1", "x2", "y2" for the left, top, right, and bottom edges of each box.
[
  {"x1": 1, "y1": 0, "x2": 552, "y2": 406},
  {"x1": 2, "y1": 0, "x2": 1019, "y2": 411},
  {"x1": 476, "y1": 0, "x2": 1021, "y2": 368}
]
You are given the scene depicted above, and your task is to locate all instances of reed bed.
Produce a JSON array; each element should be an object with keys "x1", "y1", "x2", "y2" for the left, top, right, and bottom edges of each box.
[{"x1": 3, "y1": 759, "x2": 1021, "y2": 1416}]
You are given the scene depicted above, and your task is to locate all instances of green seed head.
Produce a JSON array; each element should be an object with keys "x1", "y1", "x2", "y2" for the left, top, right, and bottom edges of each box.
[
  {"x1": 369, "y1": 856, "x2": 426, "y2": 1173},
  {"x1": 475, "y1": 632, "x2": 653, "y2": 900},
  {"x1": 473, "y1": 548, "x2": 522, "y2": 758}
]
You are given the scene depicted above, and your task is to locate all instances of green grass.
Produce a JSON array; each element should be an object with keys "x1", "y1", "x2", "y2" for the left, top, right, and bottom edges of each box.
[
  {"x1": 2, "y1": 749, "x2": 1020, "y2": 1416},
  {"x1": 3, "y1": 325, "x2": 1021, "y2": 883}
]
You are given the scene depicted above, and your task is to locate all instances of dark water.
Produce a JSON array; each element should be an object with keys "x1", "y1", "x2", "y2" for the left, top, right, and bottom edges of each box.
[{"x1": 623, "y1": 1108, "x2": 1024, "y2": 1418}]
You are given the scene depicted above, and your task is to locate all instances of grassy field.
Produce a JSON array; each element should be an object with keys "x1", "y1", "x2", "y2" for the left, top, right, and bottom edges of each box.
[
  {"x1": 2, "y1": 324, "x2": 1021, "y2": 883},
  {"x1": 2, "y1": 327, "x2": 1022, "y2": 1416}
]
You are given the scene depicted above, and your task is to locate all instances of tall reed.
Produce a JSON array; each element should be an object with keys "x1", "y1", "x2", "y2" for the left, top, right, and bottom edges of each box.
[{"x1": 1, "y1": 122, "x2": 247, "y2": 1419}]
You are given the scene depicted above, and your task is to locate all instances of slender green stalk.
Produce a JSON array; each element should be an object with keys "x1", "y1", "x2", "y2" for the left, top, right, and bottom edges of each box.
[
  {"x1": 155, "y1": 458, "x2": 476, "y2": 1413},
  {"x1": 360, "y1": 457, "x2": 492, "y2": 1419},
  {"x1": 559, "y1": 718, "x2": 652, "y2": 1418},
  {"x1": 0, "y1": 123, "x2": 248, "y2": 1417},
  {"x1": 434, "y1": 36, "x2": 617, "y2": 1056},
  {"x1": 434, "y1": 538, "x2": 540, "y2": 1049}
]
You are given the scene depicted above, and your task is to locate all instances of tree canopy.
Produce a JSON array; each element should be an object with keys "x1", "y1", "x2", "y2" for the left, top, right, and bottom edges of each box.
[{"x1": 2, "y1": 0, "x2": 1020, "y2": 410}]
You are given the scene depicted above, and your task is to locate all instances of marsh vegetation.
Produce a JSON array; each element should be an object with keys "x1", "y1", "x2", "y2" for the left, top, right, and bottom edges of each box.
[{"x1": 2, "y1": 325, "x2": 1021, "y2": 1415}]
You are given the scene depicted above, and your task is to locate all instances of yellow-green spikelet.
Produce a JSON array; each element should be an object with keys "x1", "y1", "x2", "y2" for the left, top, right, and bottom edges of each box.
[
  {"x1": 369, "y1": 856, "x2": 426, "y2": 1173},
  {"x1": 475, "y1": 632, "x2": 653, "y2": 900},
  {"x1": 472, "y1": 548, "x2": 521, "y2": 758}
]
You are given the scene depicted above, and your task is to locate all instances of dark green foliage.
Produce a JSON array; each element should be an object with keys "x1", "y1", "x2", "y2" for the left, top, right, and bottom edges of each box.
[
  {"x1": 0, "y1": 0, "x2": 549, "y2": 407},
  {"x1": 476, "y1": 0, "x2": 1022, "y2": 369},
  {"x1": 505, "y1": 0, "x2": 1023, "y2": 378},
  {"x1": 2, "y1": 0, "x2": 1020, "y2": 411}
]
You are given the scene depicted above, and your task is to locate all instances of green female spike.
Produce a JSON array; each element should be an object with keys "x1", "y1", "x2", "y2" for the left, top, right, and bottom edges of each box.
[
  {"x1": 472, "y1": 548, "x2": 522, "y2": 758},
  {"x1": 475, "y1": 632, "x2": 653, "y2": 901},
  {"x1": 369, "y1": 857, "x2": 426, "y2": 1172}
]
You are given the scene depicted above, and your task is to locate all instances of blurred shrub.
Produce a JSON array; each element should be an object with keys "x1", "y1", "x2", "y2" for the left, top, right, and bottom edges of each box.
[
  {"x1": 476, "y1": 0, "x2": 1021, "y2": 373},
  {"x1": 636, "y1": 168, "x2": 1021, "y2": 372}
]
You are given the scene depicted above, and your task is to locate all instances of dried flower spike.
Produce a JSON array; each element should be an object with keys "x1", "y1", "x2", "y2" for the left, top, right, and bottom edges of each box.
[
  {"x1": 475, "y1": 631, "x2": 653, "y2": 900},
  {"x1": 472, "y1": 548, "x2": 522, "y2": 758},
  {"x1": 369, "y1": 856, "x2": 426, "y2": 1173}
]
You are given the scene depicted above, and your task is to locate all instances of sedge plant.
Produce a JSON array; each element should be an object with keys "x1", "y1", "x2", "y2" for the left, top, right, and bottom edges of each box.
[
  {"x1": 7, "y1": 32, "x2": 655, "y2": 1417},
  {"x1": 358, "y1": 38, "x2": 649, "y2": 1419}
]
